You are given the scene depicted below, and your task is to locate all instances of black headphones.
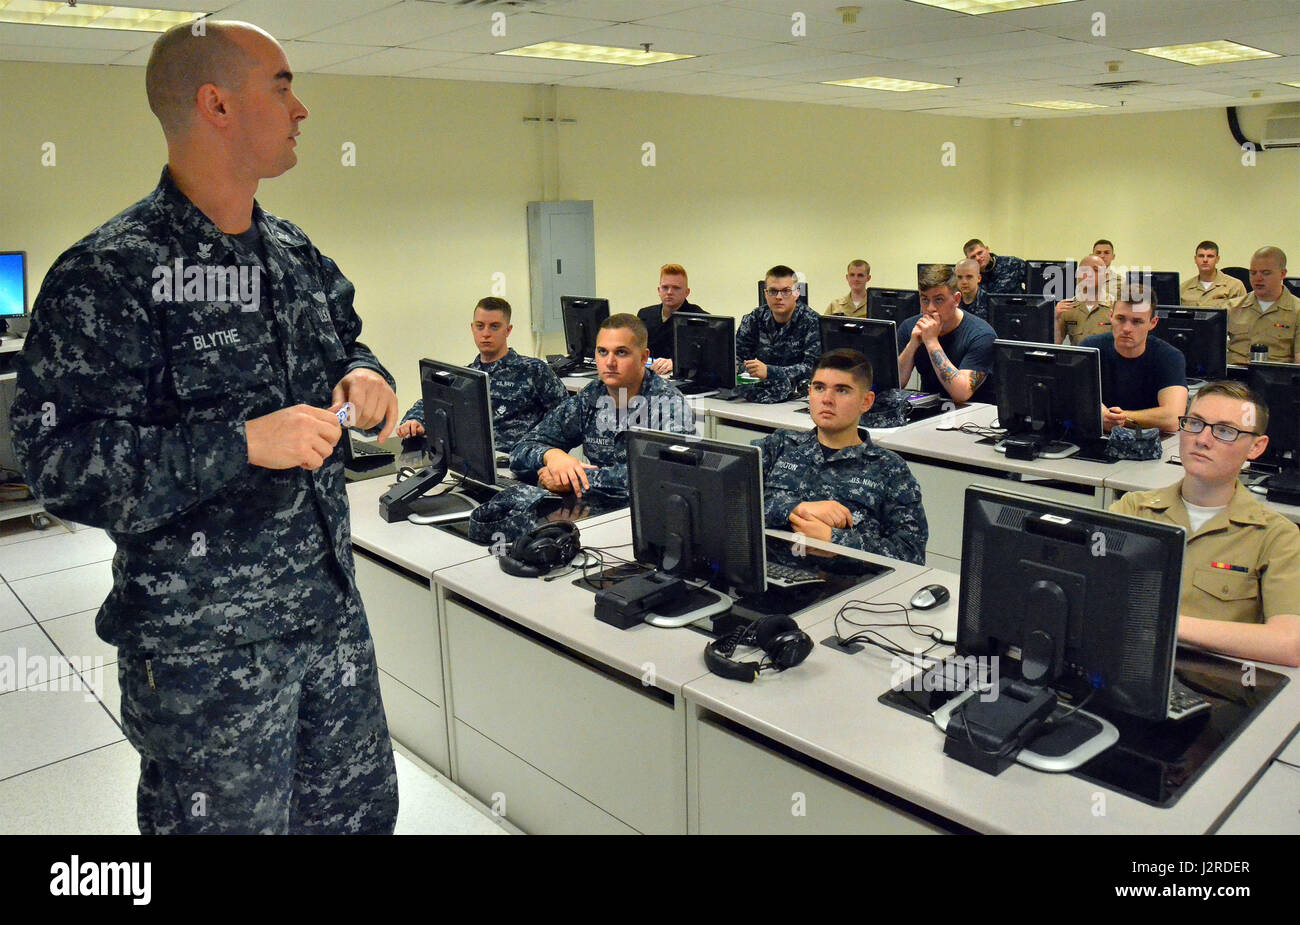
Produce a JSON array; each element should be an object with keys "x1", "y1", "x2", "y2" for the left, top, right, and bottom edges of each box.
[
  {"x1": 498, "y1": 521, "x2": 582, "y2": 578},
  {"x1": 704, "y1": 615, "x2": 813, "y2": 682}
]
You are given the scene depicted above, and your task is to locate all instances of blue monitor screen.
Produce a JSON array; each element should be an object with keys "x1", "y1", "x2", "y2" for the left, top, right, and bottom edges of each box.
[{"x1": 0, "y1": 252, "x2": 27, "y2": 318}]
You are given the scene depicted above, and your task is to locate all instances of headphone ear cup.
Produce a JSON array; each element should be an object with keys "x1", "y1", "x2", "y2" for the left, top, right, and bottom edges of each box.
[
  {"x1": 498, "y1": 554, "x2": 545, "y2": 578},
  {"x1": 754, "y1": 615, "x2": 812, "y2": 671},
  {"x1": 753, "y1": 615, "x2": 799, "y2": 648}
]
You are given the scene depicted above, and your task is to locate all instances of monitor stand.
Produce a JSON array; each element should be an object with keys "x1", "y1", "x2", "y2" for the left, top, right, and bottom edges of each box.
[
  {"x1": 644, "y1": 586, "x2": 731, "y2": 628},
  {"x1": 994, "y1": 437, "x2": 1079, "y2": 459},
  {"x1": 932, "y1": 687, "x2": 1119, "y2": 772}
]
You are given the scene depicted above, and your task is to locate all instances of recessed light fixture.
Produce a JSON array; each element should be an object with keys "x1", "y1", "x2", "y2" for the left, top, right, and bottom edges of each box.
[
  {"x1": 498, "y1": 41, "x2": 693, "y2": 66},
  {"x1": 1015, "y1": 99, "x2": 1107, "y2": 110},
  {"x1": 906, "y1": 0, "x2": 1079, "y2": 14},
  {"x1": 823, "y1": 76, "x2": 952, "y2": 91},
  {"x1": 0, "y1": 1, "x2": 200, "y2": 31},
  {"x1": 1281, "y1": 81, "x2": 1300, "y2": 89},
  {"x1": 1133, "y1": 40, "x2": 1278, "y2": 66}
]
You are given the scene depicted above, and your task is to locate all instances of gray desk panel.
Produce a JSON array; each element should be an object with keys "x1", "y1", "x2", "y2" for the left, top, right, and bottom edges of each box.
[{"x1": 1217, "y1": 762, "x2": 1300, "y2": 835}]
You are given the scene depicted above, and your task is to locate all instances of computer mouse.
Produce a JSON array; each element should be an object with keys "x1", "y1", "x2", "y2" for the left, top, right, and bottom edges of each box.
[{"x1": 910, "y1": 584, "x2": 950, "y2": 611}]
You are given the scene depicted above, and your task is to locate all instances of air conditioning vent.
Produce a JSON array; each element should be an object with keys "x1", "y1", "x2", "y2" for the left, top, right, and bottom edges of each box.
[{"x1": 1263, "y1": 103, "x2": 1300, "y2": 149}]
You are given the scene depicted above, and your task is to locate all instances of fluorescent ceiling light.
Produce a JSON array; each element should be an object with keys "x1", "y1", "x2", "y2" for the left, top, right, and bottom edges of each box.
[
  {"x1": 907, "y1": 0, "x2": 1079, "y2": 14},
  {"x1": 498, "y1": 41, "x2": 693, "y2": 66},
  {"x1": 1133, "y1": 41, "x2": 1278, "y2": 66},
  {"x1": 823, "y1": 76, "x2": 951, "y2": 91},
  {"x1": 1015, "y1": 99, "x2": 1107, "y2": 110},
  {"x1": 0, "y1": 1, "x2": 200, "y2": 31},
  {"x1": 1281, "y1": 81, "x2": 1300, "y2": 88}
]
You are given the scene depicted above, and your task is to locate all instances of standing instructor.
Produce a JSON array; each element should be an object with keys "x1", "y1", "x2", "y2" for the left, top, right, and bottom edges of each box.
[{"x1": 11, "y1": 21, "x2": 400, "y2": 834}]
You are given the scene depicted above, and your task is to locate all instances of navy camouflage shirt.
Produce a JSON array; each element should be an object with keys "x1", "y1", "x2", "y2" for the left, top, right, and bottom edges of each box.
[
  {"x1": 400, "y1": 348, "x2": 568, "y2": 453},
  {"x1": 11, "y1": 168, "x2": 394, "y2": 654},
  {"x1": 735, "y1": 303, "x2": 823, "y2": 400},
  {"x1": 509, "y1": 369, "x2": 695, "y2": 494},
  {"x1": 982, "y1": 253, "x2": 1027, "y2": 293},
  {"x1": 751, "y1": 427, "x2": 928, "y2": 564}
]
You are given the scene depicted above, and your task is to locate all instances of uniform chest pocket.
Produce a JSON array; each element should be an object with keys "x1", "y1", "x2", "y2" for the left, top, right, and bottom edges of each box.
[
  {"x1": 1191, "y1": 566, "x2": 1259, "y2": 602},
  {"x1": 171, "y1": 340, "x2": 279, "y2": 404}
]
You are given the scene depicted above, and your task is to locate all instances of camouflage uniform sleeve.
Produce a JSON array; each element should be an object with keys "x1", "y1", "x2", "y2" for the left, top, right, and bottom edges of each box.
[
  {"x1": 735, "y1": 312, "x2": 759, "y2": 371},
  {"x1": 536, "y1": 362, "x2": 570, "y2": 414},
  {"x1": 400, "y1": 398, "x2": 423, "y2": 425},
  {"x1": 319, "y1": 251, "x2": 396, "y2": 392},
  {"x1": 11, "y1": 257, "x2": 249, "y2": 534},
  {"x1": 752, "y1": 432, "x2": 803, "y2": 529},
  {"x1": 828, "y1": 456, "x2": 929, "y2": 564},
  {"x1": 508, "y1": 392, "x2": 586, "y2": 476}
]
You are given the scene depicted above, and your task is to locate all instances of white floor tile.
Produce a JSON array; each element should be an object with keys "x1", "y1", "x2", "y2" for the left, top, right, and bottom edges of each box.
[
  {"x1": 0, "y1": 582, "x2": 34, "y2": 632},
  {"x1": 392, "y1": 745, "x2": 511, "y2": 836},
  {"x1": 0, "y1": 623, "x2": 70, "y2": 690},
  {"x1": 41, "y1": 608, "x2": 118, "y2": 668},
  {"x1": 0, "y1": 686, "x2": 124, "y2": 780},
  {"x1": 8, "y1": 560, "x2": 113, "y2": 621},
  {"x1": 0, "y1": 741, "x2": 139, "y2": 835},
  {"x1": 0, "y1": 527, "x2": 116, "y2": 581}
]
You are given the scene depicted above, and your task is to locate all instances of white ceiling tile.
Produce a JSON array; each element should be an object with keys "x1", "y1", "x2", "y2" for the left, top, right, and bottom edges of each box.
[
  {"x1": 553, "y1": 1, "x2": 713, "y2": 21},
  {"x1": 635, "y1": 5, "x2": 798, "y2": 42},
  {"x1": 403, "y1": 10, "x2": 616, "y2": 53},
  {"x1": 538, "y1": 22, "x2": 762, "y2": 57},
  {"x1": 0, "y1": 22, "x2": 152, "y2": 51},
  {"x1": 212, "y1": 0, "x2": 402, "y2": 42},
  {"x1": 281, "y1": 40, "x2": 384, "y2": 72},
  {"x1": 314, "y1": 46, "x2": 473, "y2": 76},
  {"x1": 0, "y1": 42, "x2": 123, "y2": 64}
]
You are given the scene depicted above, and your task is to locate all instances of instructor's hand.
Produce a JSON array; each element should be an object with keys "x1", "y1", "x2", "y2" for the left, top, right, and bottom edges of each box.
[
  {"x1": 330, "y1": 368, "x2": 399, "y2": 442},
  {"x1": 246, "y1": 405, "x2": 342, "y2": 470}
]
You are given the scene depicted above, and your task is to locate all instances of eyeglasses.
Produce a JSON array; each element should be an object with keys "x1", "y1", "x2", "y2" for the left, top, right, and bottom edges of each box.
[
  {"x1": 1177, "y1": 416, "x2": 1259, "y2": 443},
  {"x1": 765, "y1": 287, "x2": 796, "y2": 298}
]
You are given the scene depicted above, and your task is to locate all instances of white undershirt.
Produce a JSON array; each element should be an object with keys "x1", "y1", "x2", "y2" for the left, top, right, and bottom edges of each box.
[
  {"x1": 1200, "y1": 279, "x2": 1214, "y2": 290},
  {"x1": 1258, "y1": 299, "x2": 1276, "y2": 312},
  {"x1": 1184, "y1": 500, "x2": 1226, "y2": 534}
]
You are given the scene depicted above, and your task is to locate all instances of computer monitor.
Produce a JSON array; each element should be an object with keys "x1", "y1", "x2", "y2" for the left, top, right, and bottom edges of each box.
[
  {"x1": 945, "y1": 485, "x2": 1185, "y2": 773},
  {"x1": 1284, "y1": 277, "x2": 1300, "y2": 298},
  {"x1": 993, "y1": 340, "x2": 1104, "y2": 459},
  {"x1": 1125, "y1": 270, "x2": 1179, "y2": 307},
  {"x1": 1248, "y1": 361, "x2": 1300, "y2": 505},
  {"x1": 1025, "y1": 260, "x2": 1076, "y2": 300},
  {"x1": 818, "y1": 316, "x2": 901, "y2": 392},
  {"x1": 672, "y1": 313, "x2": 736, "y2": 397},
  {"x1": 628, "y1": 429, "x2": 767, "y2": 627},
  {"x1": 560, "y1": 296, "x2": 609, "y2": 366},
  {"x1": 0, "y1": 251, "x2": 27, "y2": 335},
  {"x1": 756, "y1": 279, "x2": 808, "y2": 307},
  {"x1": 988, "y1": 294, "x2": 1054, "y2": 344},
  {"x1": 1150, "y1": 308, "x2": 1227, "y2": 381},
  {"x1": 378, "y1": 359, "x2": 497, "y2": 524},
  {"x1": 866, "y1": 287, "x2": 918, "y2": 325}
]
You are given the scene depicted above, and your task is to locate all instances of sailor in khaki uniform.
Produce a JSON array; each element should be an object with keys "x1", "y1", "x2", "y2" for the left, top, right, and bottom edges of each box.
[
  {"x1": 826, "y1": 259, "x2": 871, "y2": 318},
  {"x1": 1110, "y1": 382, "x2": 1300, "y2": 667},
  {"x1": 1091, "y1": 240, "x2": 1122, "y2": 304},
  {"x1": 1226, "y1": 246, "x2": 1300, "y2": 364},
  {"x1": 1053, "y1": 255, "x2": 1114, "y2": 344},
  {"x1": 1179, "y1": 240, "x2": 1247, "y2": 308}
]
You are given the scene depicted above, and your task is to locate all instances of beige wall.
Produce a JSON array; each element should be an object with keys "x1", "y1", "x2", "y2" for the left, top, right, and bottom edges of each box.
[{"x1": 1, "y1": 58, "x2": 1296, "y2": 414}]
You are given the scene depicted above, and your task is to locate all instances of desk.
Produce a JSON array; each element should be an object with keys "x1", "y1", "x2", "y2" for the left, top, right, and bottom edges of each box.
[
  {"x1": 347, "y1": 447, "x2": 1300, "y2": 834},
  {"x1": 0, "y1": 337, "x2": 56, "y2": 528}
]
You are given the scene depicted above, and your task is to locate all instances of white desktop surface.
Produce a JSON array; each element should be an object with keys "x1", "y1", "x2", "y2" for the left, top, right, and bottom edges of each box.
[{"x1": 681, "y1": 566, "x2": 1300, "y2": 834}]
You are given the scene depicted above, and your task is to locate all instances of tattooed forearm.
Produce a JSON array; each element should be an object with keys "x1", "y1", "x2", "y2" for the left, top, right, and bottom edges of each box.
[{"x1": 929, "y1": 347, "x2": 959, "y2": 384}]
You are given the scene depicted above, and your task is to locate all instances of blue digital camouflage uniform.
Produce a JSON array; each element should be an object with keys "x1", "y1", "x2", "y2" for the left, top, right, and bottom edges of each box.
[
  {"x1": 960, "y1": 287, "x2": 991, "y2": 321},
  {"x1": 399, "y1": 347, "x2": 568, "y2": 453},
  {"x1": 751, "y1": 428, "x2": 928, "y2": 564},
  {"x1": 509, "y1": 369, "x2": 695, "y2": 495},
  {"x1": 10, "y1": 168, "x2": 398, "y2": 834},
  {"x1": 982, "y1": 253, "x2": 1027, "y2": 293},
  {"x1": 735, "y1": 303, "x2": 823, "y2": 401}
]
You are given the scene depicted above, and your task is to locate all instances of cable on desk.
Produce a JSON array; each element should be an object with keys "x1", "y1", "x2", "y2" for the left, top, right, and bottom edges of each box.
[{"x1": 832, "y1": 599, "x2": 949, "y2": 667}]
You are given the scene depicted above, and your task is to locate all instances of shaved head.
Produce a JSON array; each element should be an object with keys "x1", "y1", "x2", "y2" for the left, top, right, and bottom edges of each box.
[{"x1": 146, "y1": 20, "x2": 266, "y2": 137}]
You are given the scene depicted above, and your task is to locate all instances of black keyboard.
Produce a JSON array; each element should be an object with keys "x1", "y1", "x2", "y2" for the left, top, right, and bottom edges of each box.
[{"x1": 1168, "y1": 678, "x2": 1211, "y2": 721}]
